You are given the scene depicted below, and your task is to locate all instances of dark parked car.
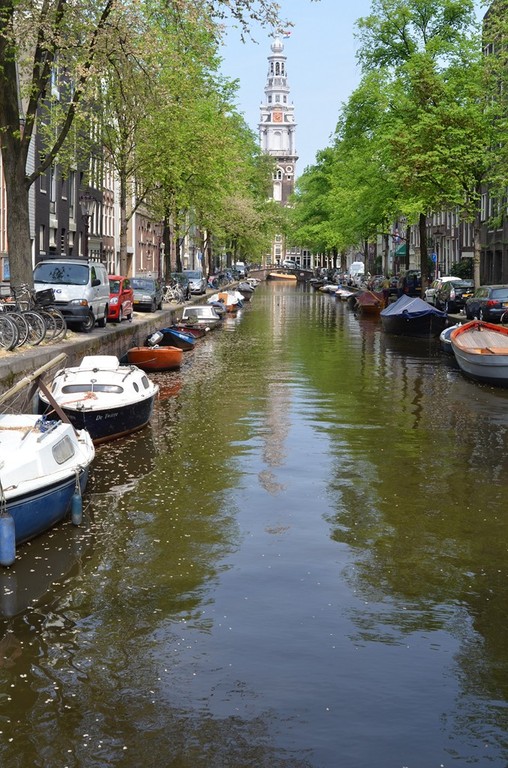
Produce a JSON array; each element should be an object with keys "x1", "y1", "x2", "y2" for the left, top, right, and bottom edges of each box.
[
  {"x1": 397, "y1": 270, "x2": 421, "y2": 297},
  {"x1": 169, "y1": 273, "x2": 192, "y2": 301},
  {"x1": 131, "y1": 276, "x2": 164, "y2": 312},
  {"x1": 435, "y1": 279, "x2": 475, "y2": 313},
  {"x1": 465, "y1": 285, "x2": 508, "y2": 322}
]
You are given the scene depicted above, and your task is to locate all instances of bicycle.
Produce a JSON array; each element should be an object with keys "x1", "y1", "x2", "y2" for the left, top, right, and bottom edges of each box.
[
  {"x1": 163, "y1": 283, "x2": 185, "y2": 304},
  {"x1": 12, "y1": 284, "x2": 67, "y2": 342},
  {"x1": 0, "y1": 313, "x2": 20, "y2": 350}
]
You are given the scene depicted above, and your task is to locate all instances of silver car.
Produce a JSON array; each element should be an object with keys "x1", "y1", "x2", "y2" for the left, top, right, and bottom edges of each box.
[{"x1": 184, "y1": 270, "x2": 207, "y2": 295}]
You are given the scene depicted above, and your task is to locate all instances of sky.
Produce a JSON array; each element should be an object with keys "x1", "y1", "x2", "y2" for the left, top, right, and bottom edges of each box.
[{"x1": 219, "y1": 0, "x2": 486, "y2": 177}]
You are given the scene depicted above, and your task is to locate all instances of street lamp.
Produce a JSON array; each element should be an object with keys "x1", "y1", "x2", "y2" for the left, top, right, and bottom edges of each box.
[{"x1": 79, "y1": 193, "x2": 97, "y2": 261}]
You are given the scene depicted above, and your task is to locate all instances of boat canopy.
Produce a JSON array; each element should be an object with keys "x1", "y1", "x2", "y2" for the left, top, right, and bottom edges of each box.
[{"x1": 380, "y1": 294, "x2": 446, "y2": 319}]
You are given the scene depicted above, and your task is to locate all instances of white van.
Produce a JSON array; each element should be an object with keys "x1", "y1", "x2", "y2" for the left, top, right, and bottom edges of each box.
[
  {"x1": 348, "y1": 261, "x2": 365, "y2": 284},
  {"x1": 33, "y1": 259, "x2": 110, "y2": 333}
]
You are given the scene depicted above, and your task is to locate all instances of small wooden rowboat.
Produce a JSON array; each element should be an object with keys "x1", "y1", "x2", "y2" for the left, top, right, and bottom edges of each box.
[
  {"x1": 127, "y1": 345, "x2": 183, "y2": 372},
  {"x1": 354, "y1": 290, "x2": 385, "y2": 315},
  {"x1": 450, "y1": 320, "x2": 508, "y2": 386}
]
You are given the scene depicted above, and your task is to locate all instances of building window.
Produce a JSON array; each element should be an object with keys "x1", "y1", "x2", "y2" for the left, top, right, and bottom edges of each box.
[
  {"x1": 39, "y1": 224, "x2": 45, "y2": 253},
  {"x1": 40, "y1": 170, "x2": 47, "y2": 193}
]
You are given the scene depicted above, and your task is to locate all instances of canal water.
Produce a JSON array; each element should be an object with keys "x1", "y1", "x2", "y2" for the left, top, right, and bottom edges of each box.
[{"x1": 1, "y1": 281, "x2": 508, "y2": 767}]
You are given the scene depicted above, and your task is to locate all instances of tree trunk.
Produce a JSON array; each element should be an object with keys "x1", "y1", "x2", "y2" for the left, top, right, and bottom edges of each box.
[
  {"x1": 418, "y1": 212, "x2": 428, "y2": 297},
  {"x1": 473, "y1": 208, "x2": 481, "y2": 289},
  {"x1": 383, "y1": 233, "x2": 389, "y2": 276},
  {"x1": 1, "y1": 147, "x2": 32, "y2": 289},
  {"x1": 119, "y1": 170, "x2": 128, "y2": 276},
  {"x1": 0, "y1": 43, "x2": 32, "y2": 289}
]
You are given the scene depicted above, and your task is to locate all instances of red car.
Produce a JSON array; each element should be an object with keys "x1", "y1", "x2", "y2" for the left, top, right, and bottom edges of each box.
[{"x1": 108, "y1": 275, "x2": 133, "y2": 323}]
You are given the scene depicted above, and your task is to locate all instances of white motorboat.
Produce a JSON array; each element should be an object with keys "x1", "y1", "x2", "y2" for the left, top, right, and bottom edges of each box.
[{"x1": 38, "y1": 355, "x2": 159, "y2": 443}]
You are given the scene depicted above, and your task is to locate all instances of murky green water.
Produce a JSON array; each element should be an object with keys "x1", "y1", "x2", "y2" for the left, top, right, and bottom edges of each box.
[{"x1": 1, "y1": 281, "x2": 508, "y2": 767}]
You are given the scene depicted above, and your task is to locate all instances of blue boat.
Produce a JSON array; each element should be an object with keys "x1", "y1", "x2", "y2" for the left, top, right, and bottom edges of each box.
[
  {"x1": 380, "y1": 294, "x2": 448, "y2": 338},
  {"x1": 148, "y1": 327, "x2": 196, "y2": 351}
]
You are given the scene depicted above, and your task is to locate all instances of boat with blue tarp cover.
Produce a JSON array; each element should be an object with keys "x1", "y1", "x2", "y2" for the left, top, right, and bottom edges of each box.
[{"x1": 380, "y1": 294, "x2": 448, "y2": 338}]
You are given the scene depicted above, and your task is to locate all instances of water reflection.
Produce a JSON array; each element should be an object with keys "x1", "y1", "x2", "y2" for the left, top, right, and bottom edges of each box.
[{"x1": 2, "y1": 283, "x2": 508, "y2": 766}]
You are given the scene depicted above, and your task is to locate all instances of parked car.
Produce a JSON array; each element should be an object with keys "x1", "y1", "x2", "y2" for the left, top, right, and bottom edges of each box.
[
  {"x1": 435, "y1": 279, "x2": 475, "y2": 313},
  {"x1": 424, "y1": 276, "x2": 459, "y2": 305},
  {"x1": 282, "y1": 259, "x2": 297, "y2": 269},
  {"x1": 184, "y1": 270, "x2": 207, "y2": 295},
  {"x1": 397, "y1": 270, "x2": 421, "y2": 297},
  {"x1": 108, "y1": 276, "x2": 133, "y2": 323},
  {"x1": 465, "y1": 285, "x2": 508, "y2": 322},
  {"x1": 169, "y1": 273, "x2": 192, "y2": 301},
  {"x1": 131, "y1": 276, "x2": 164, "y2": 312},
  {"x1": 234, "y1": 261, "x2": 247, "y2": 278},
  {"x1": 33, "y1": 259, "x2": 110, "y2": 332}
]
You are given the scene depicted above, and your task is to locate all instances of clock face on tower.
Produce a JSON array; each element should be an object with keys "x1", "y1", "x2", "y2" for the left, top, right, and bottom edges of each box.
[{"x1": 273, "y1": 111, "x2": 283, "y2": 123}]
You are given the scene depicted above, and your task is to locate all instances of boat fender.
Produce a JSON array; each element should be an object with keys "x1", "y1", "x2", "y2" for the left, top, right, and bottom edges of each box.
[
  {"x1": 0, "y1": 512, "x2": 16, "y2": 567},
  {"x1": 71, "y1": 470, "x2": 83, "y2": 526}
]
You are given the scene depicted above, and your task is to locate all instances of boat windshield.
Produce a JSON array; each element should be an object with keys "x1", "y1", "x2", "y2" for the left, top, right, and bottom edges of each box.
[{"x1": 61, "y1": 385, "x2": 124, "y2": 394}]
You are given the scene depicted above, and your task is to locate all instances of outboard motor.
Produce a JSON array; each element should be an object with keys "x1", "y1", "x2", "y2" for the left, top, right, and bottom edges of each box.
[{"x1": 147, "y1": 331, "x2": 164, "y2": 347}]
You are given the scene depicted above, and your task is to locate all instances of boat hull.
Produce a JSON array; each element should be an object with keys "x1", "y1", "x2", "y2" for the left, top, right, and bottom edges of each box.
[
  {"x1": 9, "y1": 469, "x2": 90, "y2": 545},
  {"x1": 127, "y1": 346, "x2": 183, "y2": 371},
  {"x1": 381, "y1": 314, "x2": 447, "y2": 337},
  {"x1": 42, "y1": 397, "x2": 156, "y2": 444},
  {"x1": 267, "y1": 271, "x2": 297, "y2": 281}
]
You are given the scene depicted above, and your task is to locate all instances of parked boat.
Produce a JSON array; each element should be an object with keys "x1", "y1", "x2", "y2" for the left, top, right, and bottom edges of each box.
[
  {"x1": 267, "y1": 271, "x2": 297, "y2": 281},
  {"x1": 0, "y1": 413, "x2": 95, "y2": 564},
  {"x1": 127, "y1": 344, "x2": 183, "y2": 372},
  {"x1": 208, "y1": 291, "x2": 243, "y2": 312},
  {"x1": 450, "y1": 320, "x2": 508, "y2": 386},
  {"x1": 238, "y1": 281, "x2": 255, "y2": 300},
  {"x1": 380, "y1": 294, "x2": 448, "y2": 337},
  {"x1": 147, "y1": 327, "x2": 196, "y2": 351},
  {"x1": 354, "y1": 289, "x2": 385, "y2": 315},
  {"x1": 181, "y1": 305, "x2": 222, "y2": 328},
  {"x1": 38, "y1": 355, "x2": 159, "y2": 443},
  {"x1": 173, "y1": 323, "x2": 208, "y2": 339},
  {"x1": 439, "y1": 323, "x2": 462, "y2": 354},
  {"x1": 335, "y1": 287, "x2": 358, "y2": 301}
]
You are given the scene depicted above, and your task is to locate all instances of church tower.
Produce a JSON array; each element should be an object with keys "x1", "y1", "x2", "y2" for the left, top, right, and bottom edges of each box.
[
  {"x1": 259, "y1": 37, "x2": 298, "y2": 265},
  {"x1": 259, "y1": 37, "x2": 297, "y2": 204}
]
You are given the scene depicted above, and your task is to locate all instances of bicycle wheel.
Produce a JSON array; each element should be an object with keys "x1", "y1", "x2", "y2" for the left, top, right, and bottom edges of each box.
[
  {"x1": 0, "y1": 315, "x2": 19, "y2": 350},
  {"x1": 36, "y1": 309, "x2": 57, "y2": 340},
  {"x1": 22, "y1": 311, "x2": 47, "y2": 345},
  {"x1": 47, "y1": 308, "x2": 67, "y2": 340},
  {"x1": 4, "y1": 311, "x2": 29, "y2": 346}
]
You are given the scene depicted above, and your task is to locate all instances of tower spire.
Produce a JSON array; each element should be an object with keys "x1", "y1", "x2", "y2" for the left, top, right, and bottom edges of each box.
[{"x1": 259, "y1": 35, "x2": 298, "y2": 206}]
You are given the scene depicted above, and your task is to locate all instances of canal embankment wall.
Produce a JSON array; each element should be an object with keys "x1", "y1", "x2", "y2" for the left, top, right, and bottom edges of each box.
[{"x1": 0, "y1": 304, "x2": 183, "y2": 396}]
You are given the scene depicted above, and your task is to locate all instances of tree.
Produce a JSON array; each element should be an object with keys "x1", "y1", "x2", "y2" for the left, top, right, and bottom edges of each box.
[
  {"x1": 0, "y1": 0, "x2": 291, "y2": 289},
  {"x1": 354, "y1": 0, "x2": 481, "y2": 289}
]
